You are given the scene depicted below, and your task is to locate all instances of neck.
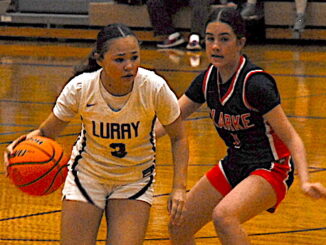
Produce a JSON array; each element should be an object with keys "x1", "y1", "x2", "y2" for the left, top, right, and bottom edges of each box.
[
  {"x1": 218, "y1": 55, "x2": 242, "y2": 84},
  {"x1": 100, "y1": 71, "x2": 133, "y2": 96}
]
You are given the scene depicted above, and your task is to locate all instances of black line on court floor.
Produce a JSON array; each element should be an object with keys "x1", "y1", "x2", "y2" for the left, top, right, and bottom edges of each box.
[
  {"x1": 0, "y1": 210, "x2": 61, "y2": 222},
  {"x1": 0, "y1": 164, "x2": 325, "y2": 176},
  {"x1": 1, "y1": 227, "x2": 325, "y2": 242},
  {"x1": 0, "y1": 61, "x2": 72, "y2": 68},
  {"x1": 1, "y1": 60, "x2": 326, "y2": 78},
  {"x1": 0, "y1": 99, "x2": 54, "y2": 105}
]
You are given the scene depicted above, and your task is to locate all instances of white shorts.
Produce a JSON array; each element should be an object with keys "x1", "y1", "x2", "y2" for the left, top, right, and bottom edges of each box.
[{"x1": 62, "y1": 169, "x2": 155, "y2": 210}]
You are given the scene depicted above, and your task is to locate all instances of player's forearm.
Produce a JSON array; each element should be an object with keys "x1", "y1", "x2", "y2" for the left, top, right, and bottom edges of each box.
[
  {"x1": 38, "y1": 113, "x2": 69, "y2": 139},
  {"x1": 171, "y1": 136, "x2": 188, "y2": 190},
  {"x1": 289, "y1": 137, "x2": 310, "y2": 185}
]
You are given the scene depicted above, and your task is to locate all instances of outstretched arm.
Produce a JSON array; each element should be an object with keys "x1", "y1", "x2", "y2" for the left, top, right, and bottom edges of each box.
[{"x1": 264, "y1": 105, "x2": 326, "y2": 199}]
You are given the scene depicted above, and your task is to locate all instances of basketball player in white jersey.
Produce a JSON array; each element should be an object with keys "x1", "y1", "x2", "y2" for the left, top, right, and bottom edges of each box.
[{"x1": 4, "y1": 23, "x2": 189, "y2": 245}]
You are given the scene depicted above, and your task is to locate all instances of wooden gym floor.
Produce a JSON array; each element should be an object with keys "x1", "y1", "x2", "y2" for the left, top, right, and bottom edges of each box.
[{"x1": 0, "y1": 39, "x2": 325, "y2": 244}]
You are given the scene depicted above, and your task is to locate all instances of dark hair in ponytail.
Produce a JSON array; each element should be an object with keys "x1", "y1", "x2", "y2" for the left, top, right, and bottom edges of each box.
[{"x1": 71, "y1": 23, "x2": 137, "y2": 78}]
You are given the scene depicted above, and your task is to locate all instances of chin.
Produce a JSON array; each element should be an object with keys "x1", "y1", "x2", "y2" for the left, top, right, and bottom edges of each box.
[{"x1": 211, "y1": 60, "x2": 224, "y2": 68}]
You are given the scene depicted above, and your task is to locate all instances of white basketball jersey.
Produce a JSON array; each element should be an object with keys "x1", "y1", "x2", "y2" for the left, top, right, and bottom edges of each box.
[{"x1": 53, "y1": 68, "x2": 180, "y2": 184}]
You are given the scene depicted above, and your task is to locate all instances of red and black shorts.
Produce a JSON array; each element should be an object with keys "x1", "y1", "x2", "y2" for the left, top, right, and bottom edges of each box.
[{"x1": 206, "y1": 156, "x2": 294, "y2": 212}]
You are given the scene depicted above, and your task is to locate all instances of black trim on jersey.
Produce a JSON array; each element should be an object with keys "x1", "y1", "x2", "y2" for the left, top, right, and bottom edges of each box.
[
  {"x1": 150, "y1": 116, "x2": 157, "y2": 166},
  {"x1": 128, "y1": 175, "x2": 154, "y2": 200},
  {"x1": 150, "y1": 116, "x2": 157, "y2": 153},
  {"x1": 285, "y1": 157, "x2": 295, "y2": 189},
  {"x1": 71, "y1": 129, "x2": 95, "y2": 205}
]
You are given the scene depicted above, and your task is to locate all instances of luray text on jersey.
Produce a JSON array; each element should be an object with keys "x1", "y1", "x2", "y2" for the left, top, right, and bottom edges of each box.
[
  {"x1": 92, "y1": 121, "x2": 140, "y2": 139},
  {"x1": 210, "y1": 110, "x2": 255, "y2": 131}
]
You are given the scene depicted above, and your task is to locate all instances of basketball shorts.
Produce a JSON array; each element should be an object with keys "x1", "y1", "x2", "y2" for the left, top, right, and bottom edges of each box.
[
  {"x1": 206, "y1": 156, "x2": 294, "y2": 212},
  {"x1": 62, "y1": 168, "x2": 155, "y2": 210}
]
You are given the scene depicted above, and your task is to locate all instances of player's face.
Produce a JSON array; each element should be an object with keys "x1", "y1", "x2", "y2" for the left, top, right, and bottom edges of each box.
[
  {"x1": 98, "y1": 35, "x2": 140, "y2": 95},
  {"x1": 205, "y1": 22, "x2": 245, "y2": 70}
]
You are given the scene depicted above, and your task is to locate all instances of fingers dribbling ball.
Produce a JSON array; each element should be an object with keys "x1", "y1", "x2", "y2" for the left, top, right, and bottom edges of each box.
[{"x1": 7, "y1": 136, "x2": 69, "y2": 196}]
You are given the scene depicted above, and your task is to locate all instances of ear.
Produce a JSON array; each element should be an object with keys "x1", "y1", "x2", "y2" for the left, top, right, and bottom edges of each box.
[
  {"x1": 94, "y1": 52, "x2": 103, "y2": 67},
  {"x1": 238, "y1": 37, "x2": 246, "y2": 49}
]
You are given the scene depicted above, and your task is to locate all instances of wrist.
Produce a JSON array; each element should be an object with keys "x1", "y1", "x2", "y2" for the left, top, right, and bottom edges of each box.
[
  {"x1": 172, "y1": 184, "x2": 187, "y2": 190},
  {"x1": 28, "y1": 129, "x2": 43, "y2": 138}
]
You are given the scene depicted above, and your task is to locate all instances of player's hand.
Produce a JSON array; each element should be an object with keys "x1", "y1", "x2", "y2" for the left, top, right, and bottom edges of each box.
[
  {"x1": 301, "y1": 182, "x2": 326, "y2": 199},
  {"x1": 3, "y1": 134, "x2": 27, "y2": 176},
  {"x1": 168, "y1": 188, "x2": 187, "y2": 226},
  {"x1": 3, "y1": 129, "x2": 42, "y2": 176}
]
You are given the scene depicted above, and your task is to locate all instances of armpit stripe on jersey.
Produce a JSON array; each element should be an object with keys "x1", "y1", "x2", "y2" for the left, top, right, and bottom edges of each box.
[
  {"x1": 71, "y1": 129, "x2": 95, "y2": 205},
  {"x1": 264, "y1": 123, "x2": 279, "y2": 160},
  {"x1": 128, "y1": 175, "x2": 154, "y2": 200},
  {"x1": 285, "y1": 157, "x2": 295, "y2": 190}
]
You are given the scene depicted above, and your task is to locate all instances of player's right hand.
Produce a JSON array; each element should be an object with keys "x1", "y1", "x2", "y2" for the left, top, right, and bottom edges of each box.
[{"x1": 3, "y1": 134, "x2": 27, "y2": 176}]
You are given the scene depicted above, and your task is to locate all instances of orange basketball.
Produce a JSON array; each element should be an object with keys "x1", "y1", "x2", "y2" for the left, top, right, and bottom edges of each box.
[{"x1": 7, "y1": 136, "x2": 69, "y2": 196}]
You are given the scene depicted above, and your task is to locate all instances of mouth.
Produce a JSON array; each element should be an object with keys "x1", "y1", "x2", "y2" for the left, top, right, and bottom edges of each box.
[
  {"x1": 211, "y1": 54, "x2": 223, "y2": 59},
  {"x1": 122, "y1": 74, "x2": 134, "y2": 78}
]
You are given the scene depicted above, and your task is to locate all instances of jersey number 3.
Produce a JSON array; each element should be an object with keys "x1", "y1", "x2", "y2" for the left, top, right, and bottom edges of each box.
[
  {"x1": 231, "y1": 133, "x2": 241, "y2": 148},
  {"x1": 110, "y1": 143, "x2": 127, "y2": 158}
]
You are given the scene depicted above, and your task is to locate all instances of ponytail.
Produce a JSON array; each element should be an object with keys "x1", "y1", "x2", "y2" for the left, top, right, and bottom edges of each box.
[{"x1": 72, "y1": 49, "x2": 101, "y2": 77}]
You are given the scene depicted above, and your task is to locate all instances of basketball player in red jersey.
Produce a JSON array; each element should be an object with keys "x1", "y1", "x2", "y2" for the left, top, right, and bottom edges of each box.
[{"x1": 156, "y1": 7, "x2": 326, "y2": 245}]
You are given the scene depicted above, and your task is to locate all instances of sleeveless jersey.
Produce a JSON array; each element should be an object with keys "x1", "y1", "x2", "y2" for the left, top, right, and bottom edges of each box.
[
  {"x1": 186, "y1": 56, "x2": 290, "y2": 165},
  {"x1": 53, "y1": 68, "x2": 180, "y2": 184}
]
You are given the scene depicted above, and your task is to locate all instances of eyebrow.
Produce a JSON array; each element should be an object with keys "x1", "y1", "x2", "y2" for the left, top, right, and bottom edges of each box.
[
  {"x1": 205, "y1": 32, "x2": 231, "y2": 36},
  {"x1": 115, "y1": 51, "x2": 139, "y2": 56}
]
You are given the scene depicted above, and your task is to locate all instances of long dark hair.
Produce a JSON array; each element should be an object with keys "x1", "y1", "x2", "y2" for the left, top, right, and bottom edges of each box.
[
  {"x1": 72, "y1": 23, "x2": 137, "y2": 78},
  {"x1": 205, "y1": 7, "x2": 246, "y2": 39}
]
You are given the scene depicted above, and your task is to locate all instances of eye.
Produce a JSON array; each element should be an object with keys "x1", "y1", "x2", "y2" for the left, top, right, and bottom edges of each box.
[
  {"x1": 220, "y1": 36, "x2": 230, "y2": 42},
  {"x1": 131, "y1": 55, "x2": 139, "y2": 61},
  {"x1": 115, "y1": 58, "x2": 124, "y2": 63},
  {"x1": 205, "y1": 36, "x2": 215, "y2": 42}
]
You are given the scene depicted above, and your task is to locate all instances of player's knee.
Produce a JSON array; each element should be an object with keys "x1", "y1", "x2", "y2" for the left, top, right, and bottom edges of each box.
[{"x1": 212, "y1": 205, "x2": 239, "y2": 232}]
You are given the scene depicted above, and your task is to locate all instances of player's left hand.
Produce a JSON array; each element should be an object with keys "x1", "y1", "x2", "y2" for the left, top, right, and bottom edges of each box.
[
  {"x1": 301, "y1": 182, "x2": 326, "y2": 199},
  {"x1": 168, "y1": 188, "x2": 187, "y2": 226}
]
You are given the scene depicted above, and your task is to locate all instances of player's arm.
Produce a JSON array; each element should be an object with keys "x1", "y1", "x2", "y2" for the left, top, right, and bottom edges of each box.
[
  {"x1": 163, "y1": 114, "x2": 189, "y2": 226},
  {"x1": 4, "y1": 113, "x2": 69, "y2": 172},
  {"x1": 36, "y1": 112, "x2": 69, "y2": 139},
  {"x1": 12, "y1": 112, "x2": 68, "y2": 146},
  {"x1": 264, "y1": 105, "x2": 326, "y2": 199}
]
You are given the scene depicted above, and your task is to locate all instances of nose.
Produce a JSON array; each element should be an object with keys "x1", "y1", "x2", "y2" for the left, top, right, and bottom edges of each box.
[
  {"x1": 124, "y1": 60, "x2": 134, "y2": 71},
  {"x1": 211, "y1": 40, "x2": 220, "y2": 50}
]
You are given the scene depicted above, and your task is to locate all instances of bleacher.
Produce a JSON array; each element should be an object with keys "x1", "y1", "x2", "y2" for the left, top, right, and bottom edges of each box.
[
  {"x1": 264, "y1": 0, "x2": 326, "y2": 40},
  {"x1": 0, "y1": 0, "x2": 325, "y2": 43}
]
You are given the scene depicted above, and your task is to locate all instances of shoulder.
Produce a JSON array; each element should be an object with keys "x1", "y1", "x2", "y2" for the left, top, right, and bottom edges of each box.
[
  {"x1": 245, "y1": 71, "x2": 276, "y2": 89},
  {"x1": 136, "y1": 67, "x2": 167, "y2": 89},
  {"x1": 67, "y1": 69, "x2": 101, "y2": 91},
  {"x1": 69, "y1": 69, "x2": 101, "y2": 85},
  {"x1": 241, "y1": 57, "x2": 276, "y2": 87},
  {"x1": 192, "y1": 65, "x2": 216, "y2": 85}
]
